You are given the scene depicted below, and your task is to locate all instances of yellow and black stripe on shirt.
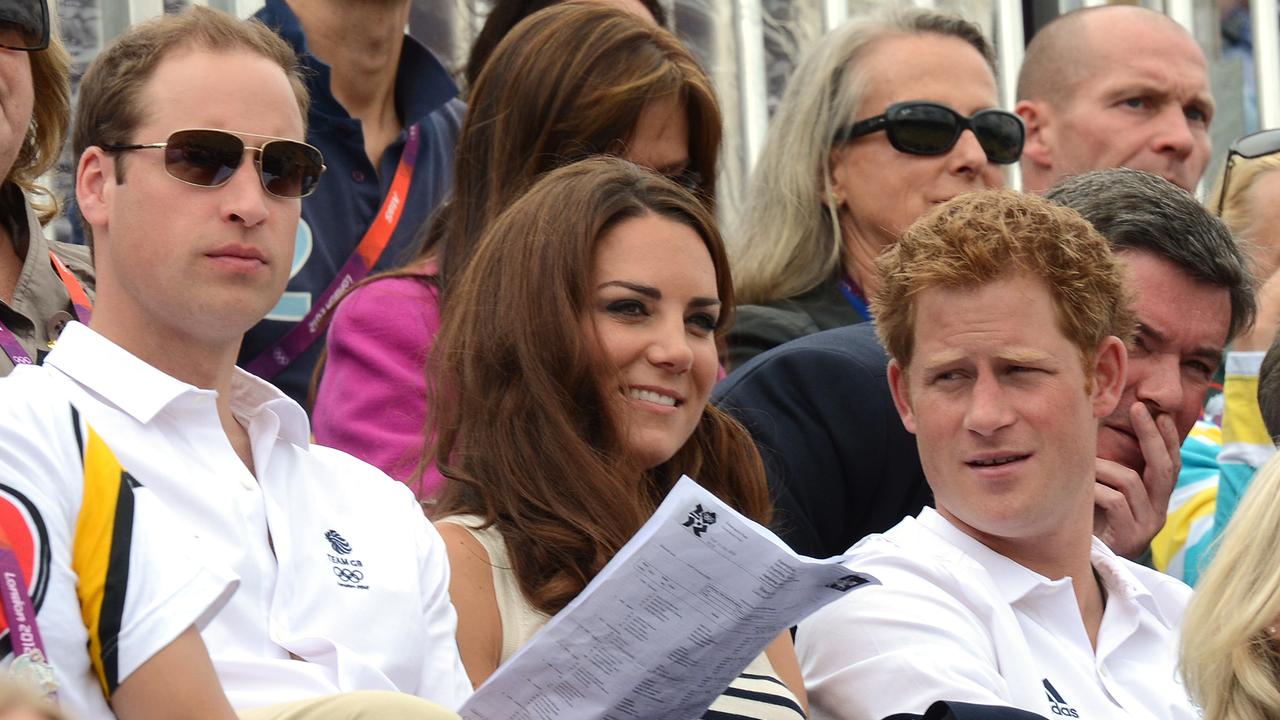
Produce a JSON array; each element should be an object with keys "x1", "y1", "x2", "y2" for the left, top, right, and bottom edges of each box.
[{"x1": 69, "y1": 407, "x2": 138, "y2": 698}]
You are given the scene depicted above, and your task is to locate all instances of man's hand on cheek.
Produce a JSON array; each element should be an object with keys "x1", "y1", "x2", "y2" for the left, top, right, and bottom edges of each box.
[{"x1": 1093, "y1": 403, "x2": 1181, "y2": 560}]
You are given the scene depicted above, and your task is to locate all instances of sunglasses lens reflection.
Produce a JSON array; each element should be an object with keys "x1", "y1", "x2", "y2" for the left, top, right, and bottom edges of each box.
[
  {"x1": 1235, "y1": 130, "x2": 1280, "y2": 160},
  {"x1": 887, "y1": 104, "x2": 1023, "y2": 164},
  {"x1": 261, "y1": 140, "x2": 324, "y2": 198},
  {"x1": 892, "y1": 105, "x2": 959, "y2": 155},
  {"x1": 165, "y1": 130, "x2": 244, "y2": 188},
  {"x1": 973, "y1": 113, "x2": 1025, "y2": 164},
  {"x1": 162, "y1": 130, "x2": 322, "y2": 198},
  {"x1": 0, "y1": 0, "x2": 46, "y2": 50}
]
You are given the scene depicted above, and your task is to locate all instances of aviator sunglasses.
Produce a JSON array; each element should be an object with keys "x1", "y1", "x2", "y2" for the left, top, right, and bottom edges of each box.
[
  {"x1": 0, "y1": 0, "x2": 48, "y2": 51},
  {"x1": 102, "y1": 128, "x2": 327, "y2": 199},
  {"x1": 1216, "y1": 128, "x2": 1280, "y2": 214},
  {"x1": 833, "y1": 101, "x2": 1025, "y2": 165}
]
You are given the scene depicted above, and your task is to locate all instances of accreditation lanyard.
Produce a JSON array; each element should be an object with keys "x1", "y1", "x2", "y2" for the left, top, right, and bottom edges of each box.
[
  {"x1": 0, "y1": 251, "x2": 93, "y2": 367},
  {"x1": 245, "y1": 124, "x2": 421, "y2": 380},
  {"x1": 836, "y1": 274, "x2": 872, "y2": 322},
  {"x1": 0, "y1": 526, "x2": 56, "y2": 699}
]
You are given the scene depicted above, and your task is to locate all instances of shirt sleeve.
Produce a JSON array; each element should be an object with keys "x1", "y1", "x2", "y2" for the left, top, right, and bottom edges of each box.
[
  {"x1": 0, "y1": 394, "x2": 233, "y2": 713},
  {"x1": 1150, "y1": 421, "x2": 1221, "y2": 585},
  {"x1": 1213, "y1": 352, "x2": 1274, "y2": 555},
  {"x1": 409, "y1": 489, "x2": 473, "y2": 707},
  {"x1": 796, "y1": 555, "x2": 1012, "y2": 720},
  {"x1": 312, "y1": 277, "x2": 444, "y2": 496},
  {"x1": 72, "y1": 417, "x2": 238, "y2": 697}
]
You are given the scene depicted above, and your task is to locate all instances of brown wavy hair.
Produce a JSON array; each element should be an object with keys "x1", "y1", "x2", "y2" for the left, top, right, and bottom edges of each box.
[
  {"x1": 417, "y1": 0, "x2": 720, "y2": 299},
  {"x1": 16, "y1": 19, "x2": 71, "y2": 225},
  {"x1": 429, "y1": 157, "x2": 769, "y2": 616}
]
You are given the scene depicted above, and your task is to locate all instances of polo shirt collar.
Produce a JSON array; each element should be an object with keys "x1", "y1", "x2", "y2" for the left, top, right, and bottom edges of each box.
[
  {"x1": 915, "y1": 508, "x2": 1053, "y2": 605},
  {"x1": 255, "y1": 0, "x2": 458, "y2": 127},
  {"x1": 44, "y1": 322, "x2": 311, "y2": 447},
  {"x1": 1089, "y1": 536, "x2": 1163, "y2": 620},
  {"x1": 914, "y1": 507, "x2": 1158, "y2": 614}
]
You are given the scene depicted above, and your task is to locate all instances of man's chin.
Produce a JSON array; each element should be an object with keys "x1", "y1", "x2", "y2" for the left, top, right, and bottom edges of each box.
[{"x1": 1097, "y1": 426, "x2": 1146, "y2": 475}]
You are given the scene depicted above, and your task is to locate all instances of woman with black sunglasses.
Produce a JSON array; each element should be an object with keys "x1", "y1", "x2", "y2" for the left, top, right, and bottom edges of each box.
[{"x1": 725, "y1": 9, "x2": 1022, "y2": 370}]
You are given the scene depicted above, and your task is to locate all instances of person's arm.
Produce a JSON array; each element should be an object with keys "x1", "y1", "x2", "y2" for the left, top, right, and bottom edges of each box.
[
  {"x1": 1213, "y1": 352, "x2": 1274, "y2": 548},
  {"x1": 764, "y1": 631, "x2": 807, "y2": 713},
  {"x1": 411, "y1": 504, "x2": 475, "y2": 708},
  {"x1": 313, "y1": 277, "x2": 444, "y2": 493},
  {"x1": 110, "y1": 626, "x2": 235, "y2": 720},
  {"x1": 435, "y1": 520, "x2": 503, "y2": 690},
  {"x1": 797, "y1": 560, "x2": 1010, "y2": 719}
]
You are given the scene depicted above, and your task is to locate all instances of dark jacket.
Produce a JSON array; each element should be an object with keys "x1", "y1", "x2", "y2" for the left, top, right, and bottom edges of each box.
[
  {"x1": 727, "y1": 276, "x2": 865, "y2": 371},
  {"x1": 714, "y1": 322, "x2": 930, "y2": 558}
]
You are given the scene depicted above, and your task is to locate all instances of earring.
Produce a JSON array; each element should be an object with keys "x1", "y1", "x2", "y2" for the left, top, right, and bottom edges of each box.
[{"x1": 828, "y1": 192, "x2": 842, "y2": 208}]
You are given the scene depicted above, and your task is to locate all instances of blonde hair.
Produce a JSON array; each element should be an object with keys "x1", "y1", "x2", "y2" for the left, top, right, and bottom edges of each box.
[
  {"x1": 16, "y1": 19, "x2": 70, "y2": 226},
  {"x1": 729, "y1": 9, "x2": 994, "y2": 305},
  {"x1": 1210, "y1": 153, "x2": 1280, "y2": 275},
  {"x1": 1182, "y1": 454, "x2": 1280, "y2": 720},
  {"x1": 872, "y1": 189, "x2": 1134, "y2": 375}
]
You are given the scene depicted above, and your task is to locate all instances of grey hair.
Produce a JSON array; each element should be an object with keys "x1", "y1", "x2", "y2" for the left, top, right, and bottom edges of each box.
[
  {"x1": 729, "y1": 9, "x2": 995, "y2": 305},
  {"x1": 1045, "y1": 168, "x2": 1256, "y2": 343}
]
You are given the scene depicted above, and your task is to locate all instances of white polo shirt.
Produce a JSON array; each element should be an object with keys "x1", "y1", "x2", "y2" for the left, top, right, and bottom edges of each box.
[
  {"x1": 18, "y1": 322, "x2": 472, "y2": 711},
  {"x1": 0, "y1": 385, "x2": 234, "y2": 720},
  {"x1": 796, "y1": 508, "x2": 1196, "y2": 720}
]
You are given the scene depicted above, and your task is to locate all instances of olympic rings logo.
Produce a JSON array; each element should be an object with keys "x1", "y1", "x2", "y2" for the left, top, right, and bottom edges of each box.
[{"x1": 332, "y1": 567, "x2": 364, "y2": 583}]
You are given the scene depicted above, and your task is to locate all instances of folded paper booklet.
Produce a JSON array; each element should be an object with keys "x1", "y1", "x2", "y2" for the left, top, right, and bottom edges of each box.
[{"x1": 460, "y1": 475, "x2": 878, "y2": 720}]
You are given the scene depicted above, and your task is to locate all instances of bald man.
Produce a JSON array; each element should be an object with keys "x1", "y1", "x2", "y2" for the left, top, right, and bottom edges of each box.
[{"x1": 1016, "y1": 5, "x2": 1214, "y2": 193}]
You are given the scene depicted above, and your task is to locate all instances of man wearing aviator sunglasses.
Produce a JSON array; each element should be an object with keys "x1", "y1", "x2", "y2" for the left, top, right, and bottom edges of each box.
[
  {"x1": 101, "y1": 128, "x2": 326, "y2": 200},
  {"x1": 14, "y1": 6, "x2": 471, "y2": 718}
]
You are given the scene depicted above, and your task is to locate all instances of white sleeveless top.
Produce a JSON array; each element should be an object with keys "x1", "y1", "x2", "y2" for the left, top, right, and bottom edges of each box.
[{"x1": 440, "y1": 514, "x2": 807, "y2": 719}]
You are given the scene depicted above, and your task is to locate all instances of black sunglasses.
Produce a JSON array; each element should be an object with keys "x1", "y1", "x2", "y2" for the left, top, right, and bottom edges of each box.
[
  {"x1": 1216, "y1": 128, "x2": 1280, "y2": 214},
  {"x1": 103, "y1": 128, "x2": 327, "y2": 199},
  {"x1": 833, "y1": 101, "x2": 1025, "y2": 165},
  {"x1": 0, "y1": 0, "x2": 49, "y2": 52}
]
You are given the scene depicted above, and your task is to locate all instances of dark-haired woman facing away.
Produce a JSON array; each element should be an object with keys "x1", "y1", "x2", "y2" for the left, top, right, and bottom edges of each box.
[{"x1": 432, "y1": 157, "x2": 807, "y2": 719}]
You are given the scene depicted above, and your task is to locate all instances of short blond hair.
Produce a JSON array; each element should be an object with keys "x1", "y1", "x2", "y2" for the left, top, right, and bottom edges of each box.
[{"x1": 873, "y1": 190, "x2": 1134, "y2": 374}]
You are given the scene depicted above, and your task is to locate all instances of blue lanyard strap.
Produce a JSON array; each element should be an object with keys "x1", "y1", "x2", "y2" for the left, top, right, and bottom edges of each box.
[{"x1": 836, "y1": 275, "x2": 872, "y2": 322}]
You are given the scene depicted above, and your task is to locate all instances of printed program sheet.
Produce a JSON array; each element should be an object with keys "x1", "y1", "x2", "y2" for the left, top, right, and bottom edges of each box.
[{"x1": 460, "y1": 475, "x2": 877, "y2": 720}]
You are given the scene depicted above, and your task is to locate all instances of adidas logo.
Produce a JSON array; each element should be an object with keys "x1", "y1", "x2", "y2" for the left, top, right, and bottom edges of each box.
[{"x1": 1043, "y1": 679, "x2": 1080, "y2": 718}]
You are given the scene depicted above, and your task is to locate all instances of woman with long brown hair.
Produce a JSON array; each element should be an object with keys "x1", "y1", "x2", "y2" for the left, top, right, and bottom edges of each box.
[
  {"x1": 311, "y1": 1, "x2": 720, "y2": 497},
  {"x1": 432, "y1": 157, "x2": 806, "y2": 718}
]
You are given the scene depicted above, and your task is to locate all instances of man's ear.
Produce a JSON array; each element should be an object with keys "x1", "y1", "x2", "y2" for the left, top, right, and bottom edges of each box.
[
  {"x1": 76, "y1": 146, "x2": 113, "y2": 231},
  {"x1": 887, "y1": 358, "x2": 918, "y2": 434},
  {"x1": 1015, "y1": 99, "x2": 1055, "y2": 173},
  {"x1": 1090, "y1": 335, "x2": 1128, "y2": 419}
]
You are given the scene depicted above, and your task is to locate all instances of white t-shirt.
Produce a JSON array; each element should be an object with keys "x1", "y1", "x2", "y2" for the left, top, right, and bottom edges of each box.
[
  {"x1": 16, "y1": 322, "x2": 472, "y2": 711},
  {"x1": 796, "y1": 508, "x2": 1196, "y2": 720},
  {"x1": 0, "y1": 385, "x2": 234, "y2": 720}
]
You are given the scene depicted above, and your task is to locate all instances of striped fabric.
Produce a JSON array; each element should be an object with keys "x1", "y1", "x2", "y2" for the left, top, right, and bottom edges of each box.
[
  {"x1": 704, "y1": 668, "x2": 807, "y2": 719},
  {"x1": 70, "y1": 411, "x2": 138, "y2": 697}
]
